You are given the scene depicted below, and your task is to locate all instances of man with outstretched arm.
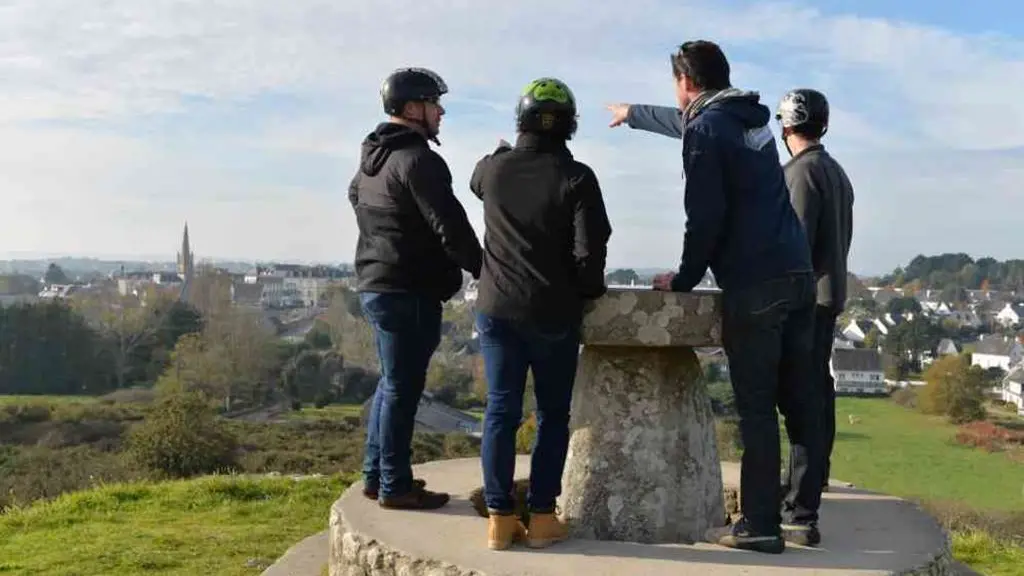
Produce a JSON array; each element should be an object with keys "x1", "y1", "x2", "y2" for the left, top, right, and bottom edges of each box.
[
  {"x1": 349, "y1": 67, "x2": 482, "y2": 511},
  {"x1": 607, "y1": 40, "x2": 825, "y2": 553}
]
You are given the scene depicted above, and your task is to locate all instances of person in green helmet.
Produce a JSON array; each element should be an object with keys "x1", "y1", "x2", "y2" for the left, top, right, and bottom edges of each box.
[{"x1": 469, "y1": 77, "x2": 612, "y2": 551}]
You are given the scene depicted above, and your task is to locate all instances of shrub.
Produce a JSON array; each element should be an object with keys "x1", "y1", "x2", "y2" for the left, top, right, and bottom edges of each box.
[
  {"x1": 715, "y1": 418, "x2": 742, "y2": 462},
  {"x1": 515, "y1": 413, "x2": 537, "y2": 454},
  {"x1": 890, "y1": 387, "x2": 918, "y2": 409},
  {"x1": 953, "y1": 421, "x2": 1024, "y2": 453},
  {"x1": 125, "y1": 391, "x2": 239, "y2": 478},
  {"x1": 0, "y1": 445, "x2": 140, "y2": 510},
  {"x1": 919, "y1": 355, "x2": 987, "y2": 424},
  {"x1": 442, "y1": 433, "x2": 480, "y2": 459}
]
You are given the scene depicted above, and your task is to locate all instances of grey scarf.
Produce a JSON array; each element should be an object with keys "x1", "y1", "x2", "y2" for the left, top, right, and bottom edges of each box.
[{"x1": 682, "y1": 87, "x2": 756, "y2": 126}]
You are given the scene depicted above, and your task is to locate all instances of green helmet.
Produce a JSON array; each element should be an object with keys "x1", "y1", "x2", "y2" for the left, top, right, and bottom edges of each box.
[{"x1": 515, "y1": 77, "x2": 578, "y2": 138}]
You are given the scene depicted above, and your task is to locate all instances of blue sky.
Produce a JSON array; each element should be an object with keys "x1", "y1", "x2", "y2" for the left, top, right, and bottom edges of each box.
[{"x1": 0, "y1": 0, "x2": 1022, "y2": 276}]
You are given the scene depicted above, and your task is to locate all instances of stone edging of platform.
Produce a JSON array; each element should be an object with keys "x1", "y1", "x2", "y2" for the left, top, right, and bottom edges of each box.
[{"x1": 328, "y1": 498, "x2": 957, "y2": 576}]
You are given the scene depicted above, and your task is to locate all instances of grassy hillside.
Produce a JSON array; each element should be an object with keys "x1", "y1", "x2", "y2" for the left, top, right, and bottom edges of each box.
[
  {"x1": 0, "y1": 474, "x2": 352, "y2": 576},
  {"x1": 829, "y1": 397, "x2": 1023, "y2": 511}
]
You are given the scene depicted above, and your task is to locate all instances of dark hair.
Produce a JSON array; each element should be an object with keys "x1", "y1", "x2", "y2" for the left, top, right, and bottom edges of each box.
[
  {"x1": 791, "y1": 122, "x2": 827, "y2": 140},
  {"x1": 670, "y1": 40, "x2": 731, "y2": 90}
]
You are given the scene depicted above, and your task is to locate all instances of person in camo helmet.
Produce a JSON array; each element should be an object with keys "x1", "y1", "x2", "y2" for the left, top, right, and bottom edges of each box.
[
  {"x1": 469, "y1": 77, "x2": 611, "y2": 551},
  {"x1": 350, "y1": 67, "x2": 482, "y2": 511},
  {"x1": 776, "y1": 88, "x2": 855, "y2": 538}
]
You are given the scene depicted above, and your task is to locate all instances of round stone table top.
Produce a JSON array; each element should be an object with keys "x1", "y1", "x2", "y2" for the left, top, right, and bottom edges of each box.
[{"x1": 581, "y1": 288, "x2": 722, "y2": 347}]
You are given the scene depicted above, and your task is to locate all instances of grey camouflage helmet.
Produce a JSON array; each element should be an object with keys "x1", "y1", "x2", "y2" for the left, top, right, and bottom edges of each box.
[{"x1": 776, "y1": 88, "x2": 829, "y2": 129}]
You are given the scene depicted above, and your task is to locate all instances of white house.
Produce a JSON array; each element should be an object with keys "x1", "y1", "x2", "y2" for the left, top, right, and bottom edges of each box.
[
  {"x1": 1000, "y1": 366, "x2": 1024, "y2": 415},
  {"x1": 831, "y1": 348, "x2": 886, "y2": 395},
  {"x1": 971, "y1": 335, "x2": 1024, "y2": 371},
  {"x1": 994, "y1": 303, "x2": 1024, "y2": 328}
]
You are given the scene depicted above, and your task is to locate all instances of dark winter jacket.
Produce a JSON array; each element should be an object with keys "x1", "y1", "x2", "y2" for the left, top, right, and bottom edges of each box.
[
  {"x1": 469, "y1": 133, "x2": 612, "y2": 327},
  {"x1": 348, "y1": 122, "x2": 482, "y2": 302},
  {"x1": 783, "y1": 144, "x2": 855, "y2": 309},
  {"x1": 626, "y1": 91, "x2": 812, "y2": 292}
]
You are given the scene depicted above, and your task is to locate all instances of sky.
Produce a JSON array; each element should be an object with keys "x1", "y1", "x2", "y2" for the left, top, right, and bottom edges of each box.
[{"x1": 0, "y1": 0, "x2": 1022, "y2": 276}]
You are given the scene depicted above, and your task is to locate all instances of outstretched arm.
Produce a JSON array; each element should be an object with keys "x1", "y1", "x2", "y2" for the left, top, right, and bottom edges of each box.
[{"x1": 627, "y1": 105, "x2": 683, "y2": 139}]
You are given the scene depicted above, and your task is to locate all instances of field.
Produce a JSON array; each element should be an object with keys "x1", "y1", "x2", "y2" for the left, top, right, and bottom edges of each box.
[
  {"x1": 0, "y1": 473, "x2": 352, "y2": 576},
  {"x1": 828, "y1": 397, "x2": 1024, "y2": 511}
]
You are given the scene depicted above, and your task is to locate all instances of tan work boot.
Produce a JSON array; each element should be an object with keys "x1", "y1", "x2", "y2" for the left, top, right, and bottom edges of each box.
[
  {"x1": 487, "y1": 512, "x2": 527, "y2": 550},
  {"x1": 526, "y1": 512, "x2": 569, "y2": 548}
]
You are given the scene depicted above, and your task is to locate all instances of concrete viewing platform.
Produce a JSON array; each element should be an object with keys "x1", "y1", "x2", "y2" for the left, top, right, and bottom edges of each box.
[
  {"x1": 328, "y1": 456, "x2": 955, "y2": 576},
  {"x1": 323, "y1": 289, "x2": 955, "y2": 576}
]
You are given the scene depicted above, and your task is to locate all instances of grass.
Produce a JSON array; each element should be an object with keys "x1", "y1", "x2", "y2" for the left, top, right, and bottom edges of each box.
[
  {"x1": 0, "y1": 395, "x2": 99, "y2": 407},
  {"x1": 953, "y1": 531, "x2": 1024, "y2": 576},
  {"x1": 284, "y1": 403, "x2": 363, "y2": 422},
  {"x1": 0, "y1": 473, "x2": 353, "y2": 576},
  {"x1": 827, "y1": 397, "x2": 1024, "y2": 511}
]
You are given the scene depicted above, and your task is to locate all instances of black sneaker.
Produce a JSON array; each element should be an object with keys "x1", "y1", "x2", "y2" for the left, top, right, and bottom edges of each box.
[
  {"x1": 782, "y1": 522, "x2": 821, "y2": 546},
  {"x1": 378, "y1": 483, "x2": 450, "y2": 510},
  {"x1": 705, "y1": 518, "x2": 785, "y2": 554},
  {"x1": 363, "y1": 478, "x2": 426, "y2": 500}
]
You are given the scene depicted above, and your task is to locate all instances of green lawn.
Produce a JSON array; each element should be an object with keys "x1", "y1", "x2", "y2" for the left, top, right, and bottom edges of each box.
[
  {"x1": 827, "y1": 398, "x2": 1024, "y2": 512},
  {"x1": 0, "y1": 474, "x2": 352, "y2": 576},
  {"x1": 0, "y1": 394, "x2": 99, "y2": 407},
  {"x1": 284, "y1": 403, "x2": 363, "y2": 422}
]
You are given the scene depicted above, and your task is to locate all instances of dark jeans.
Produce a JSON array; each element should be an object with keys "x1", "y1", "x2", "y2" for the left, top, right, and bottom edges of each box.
[
  {"x1": 721, "y1": 272, "x2": 824, "y2": 535},
  {"x1": 476, "y1": 313, "x2": 581, "y2": 513},
  {"x1": 360, "y1": 291, "x2": 442, "y2": 497},
  {"x1": 814, "y1": 305, "x2": 839, "y2": 485}
]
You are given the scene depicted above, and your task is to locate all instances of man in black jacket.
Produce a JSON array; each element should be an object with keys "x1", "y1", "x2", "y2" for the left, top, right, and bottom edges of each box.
[
  {"x1": 606, "y1": 41, "x2": 824, "y2": 553},
  {"x1": 469, "y1": 78, "x2": 611, "y2": 551},
  {"x1": 776, "y1": 89, "x2": 855, "y2": 512},
  {"x1": 349, "y1": 67, "x2": 482, "y2": 510}
]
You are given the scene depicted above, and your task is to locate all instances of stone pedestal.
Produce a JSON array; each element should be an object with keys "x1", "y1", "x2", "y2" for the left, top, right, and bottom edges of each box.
[{"x1": 559, "y1": 288, "x2": 725, "y2": 544}]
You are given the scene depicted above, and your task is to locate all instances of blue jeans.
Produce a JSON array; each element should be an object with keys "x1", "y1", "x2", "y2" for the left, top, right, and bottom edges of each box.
[
  {"x1": 476, "y1": 313, "x2": 581, "y2": 513},
  {"x1": 360, "y1": 292, "x2": 442, "y2": 497}
]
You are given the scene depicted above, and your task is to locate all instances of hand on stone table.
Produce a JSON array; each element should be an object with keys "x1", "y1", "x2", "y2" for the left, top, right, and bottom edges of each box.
[{"x1": 652, "y1": 272, "x2": 675, "y2": 291}]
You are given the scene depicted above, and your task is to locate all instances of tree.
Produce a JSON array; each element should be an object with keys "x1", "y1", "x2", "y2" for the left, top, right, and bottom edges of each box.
[
  {"x1": 606, "y1": 269, "x2": 640, "y2": 286},
  {"x1": 72, "y1": 285, "x2": 198, "y2": 389},
  {"x1": 863, "y1": 327, "x2": 882, "y2": 350},
  {"x1": 918, "y1": 354, "x2": 986, "y2": 424},
  {"x1": 162, "y1": 307, "x2": 281, "y2": 410},
  {"x1": 44, "y1": 263, "x2": 71, "y2": 285},
  {"x1": 0, "y1": 301, "x2": 113, "y2": 394},
  {"x1": 887, "y1": 297, "x2": 922, "y2": 317}
]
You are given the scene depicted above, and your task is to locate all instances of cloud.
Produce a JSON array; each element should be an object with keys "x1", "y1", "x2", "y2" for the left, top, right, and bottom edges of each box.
[{"x1": 0, "y1": 0, "x2": 1021, "y2": 275}]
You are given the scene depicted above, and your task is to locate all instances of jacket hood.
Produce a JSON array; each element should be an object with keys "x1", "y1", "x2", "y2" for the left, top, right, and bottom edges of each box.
[
  {"x1": 699, "y1": 89, "x2": 771, "y2": 129},
  {"x1": 359, "y1": 122, "x2": 426, "y2": 176}
]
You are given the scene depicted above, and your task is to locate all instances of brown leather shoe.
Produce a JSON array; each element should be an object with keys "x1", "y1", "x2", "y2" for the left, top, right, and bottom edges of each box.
[
  {"x1": 526, "y1": 512, "x2": 569, "y2": 548},
  {"x1": 363, "y1": 479, "x2": 426, "y2": 500},
  {"x1": 487, "y1": 512, "x2": 527, "y2": 550},
  {"x1": 378, "y1": 485, "x2": 450, "y2": 510}
]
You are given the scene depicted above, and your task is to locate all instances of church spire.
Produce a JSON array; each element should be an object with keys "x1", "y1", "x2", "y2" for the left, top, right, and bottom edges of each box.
[{"x1": 177, "y1": 221, "x2": 194, "y2": 302}]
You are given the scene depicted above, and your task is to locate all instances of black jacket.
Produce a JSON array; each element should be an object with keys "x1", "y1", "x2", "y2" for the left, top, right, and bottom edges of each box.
[
  {"x1": 469, "y1": 133, "x2": 612, "y2": 327},
  {"x1": 783, "y1": 144, "x2": 855, "y2": 309},
  {"x1": 348, "y1": 122, "x2": 482, "y2": 302}
]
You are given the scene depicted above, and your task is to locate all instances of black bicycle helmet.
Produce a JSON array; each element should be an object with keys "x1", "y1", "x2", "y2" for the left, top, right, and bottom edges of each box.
[
  {"x1": 515, "y1": 77, "x2": 578, "y2": 138},
  {"x1": 381, "y1": 67, "x2": 448, "y2": 116}
]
